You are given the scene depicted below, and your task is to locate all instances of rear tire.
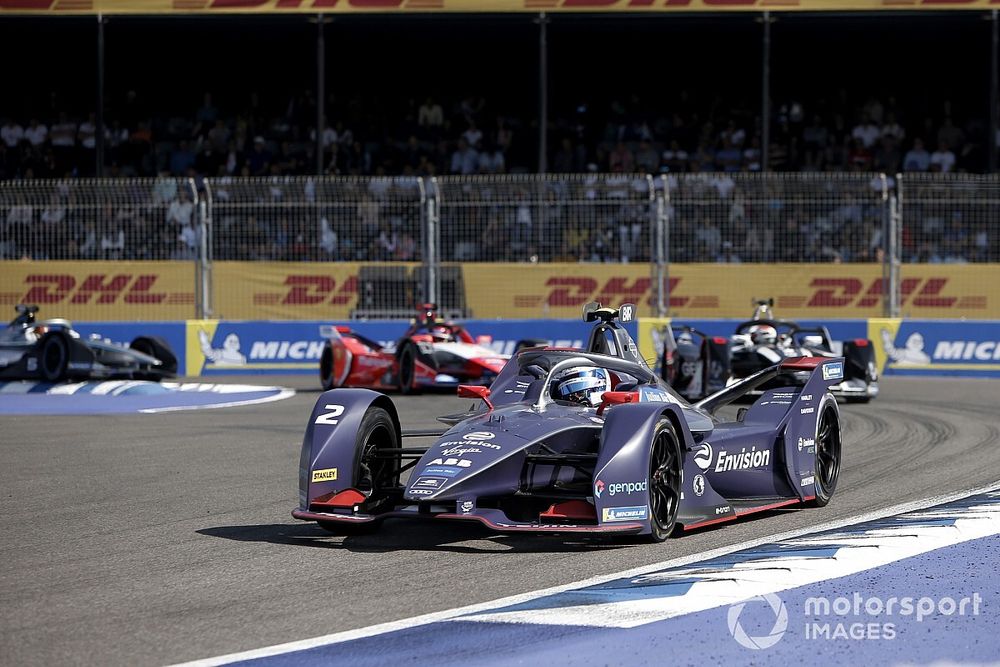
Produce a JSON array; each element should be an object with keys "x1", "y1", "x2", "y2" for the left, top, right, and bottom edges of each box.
[
  {"x1": 646, "y1": 418, "x2": 683, "y2": 542},
  {"x1": 318, "y1": 406, "x2": 400, "y2": 536},
  {"x1": 129, "y1": 336, "x2": 177, "y2": 380},
  {"x1": 39, "y1": 333, "x2": 69, "y2": 382},
  {"x1": 319, "y1": 344, "x2": 336, "y2": 391},
  {"x1": 810, "y1": 404, "x2": 842, "y2": 507},
  {"x1": 397, "y1": 342, "x2": 418, "y2": 394}
]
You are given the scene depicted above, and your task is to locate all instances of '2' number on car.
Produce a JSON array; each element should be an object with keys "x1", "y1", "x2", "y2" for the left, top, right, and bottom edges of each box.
[{"x1": 315, "y1": 404, "x2": 345, "y2": 425}]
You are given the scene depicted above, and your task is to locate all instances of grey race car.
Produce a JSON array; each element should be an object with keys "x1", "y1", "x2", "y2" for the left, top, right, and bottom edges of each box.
[{"x1": 0, "y1": 304, "x2": 177, "y2": 382}]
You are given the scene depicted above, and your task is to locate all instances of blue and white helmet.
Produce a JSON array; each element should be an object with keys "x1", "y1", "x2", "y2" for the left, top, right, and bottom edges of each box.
[{"x1": 551, "y1": 366, "x2": 611, "y2": 406}]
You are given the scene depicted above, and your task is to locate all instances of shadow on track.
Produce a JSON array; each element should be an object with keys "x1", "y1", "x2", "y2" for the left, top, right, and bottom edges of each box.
[{"x1": 198, "y1": 520, "x2": 630, "y2": 554}]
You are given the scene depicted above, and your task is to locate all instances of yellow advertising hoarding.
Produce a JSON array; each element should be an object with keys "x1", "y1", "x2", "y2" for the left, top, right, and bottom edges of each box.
[
  {"x1": 209, "y1": 261, "x2": 1000, "y2": 321},
  {"x1": 2, "y1": 0, "x2": 998, "y2": 14},
  {"x1": 212, "y1": 261, "x2": 419, "y2": 320},
  {"x1": 4, "y1": 260, "x2": 995, "y2": 321},
  {"x1": 461, "y1": 262, "x2": 1000, "y2": 320},
  {"x1": 0, "y1": 260, "x2": 196, "y2": 321}
]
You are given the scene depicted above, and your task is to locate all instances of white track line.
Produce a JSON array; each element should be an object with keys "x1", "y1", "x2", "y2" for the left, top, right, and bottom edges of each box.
[
  {"x1": 139, "y1": 389, "x2": 295, "y2": 414},
  {"x1": 172, "y1": 479, "x2": 1000, "y2": 667}
]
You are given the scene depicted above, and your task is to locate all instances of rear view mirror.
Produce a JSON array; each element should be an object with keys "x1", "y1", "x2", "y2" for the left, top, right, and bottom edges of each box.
[{"x1": 458, "y1": 385, "x2": 490, "y2": 400}]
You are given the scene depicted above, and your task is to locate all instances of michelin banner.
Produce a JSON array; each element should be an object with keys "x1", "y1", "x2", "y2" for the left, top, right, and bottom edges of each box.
[
  {"x1": 67, "y1": 317, "x2": 998, "y2": 379},
  {"x1": 184, "y1": 318, "x2": 630, "y2": 376},
  {"x1": 870, "y1": 319, "x2": 1000, "y2": 378}
]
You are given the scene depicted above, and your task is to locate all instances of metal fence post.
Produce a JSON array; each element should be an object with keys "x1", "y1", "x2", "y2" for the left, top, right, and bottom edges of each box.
[
  {"x1": 198, "y1": 178, "x2": 214, "y2": 319},
  {"x1": 649, "y1": 174, "x2": 666, "y2": 318},
  {"x1": 425, "y1": 176, "x2": 439, "y2": 307},
  {"x1": 887, "y1": 173, "x2": 902, "y2": 318}
]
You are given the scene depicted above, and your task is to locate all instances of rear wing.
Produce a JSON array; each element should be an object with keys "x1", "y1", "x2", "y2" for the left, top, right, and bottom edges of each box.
[{"x1": 696, "y1": 356, "x2": 845, "y2": 415}]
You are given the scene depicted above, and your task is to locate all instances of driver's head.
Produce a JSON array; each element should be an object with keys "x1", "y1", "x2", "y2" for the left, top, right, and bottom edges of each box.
[
  {"x1": 551, "y1": 366, "x2": 611, "y2": 406},
  {"x1": 430, "y1": 325, "x2": 453, "y2": 342},
  {"x1": 748, "y1": 324, "x2": 777, "y2": 346}
]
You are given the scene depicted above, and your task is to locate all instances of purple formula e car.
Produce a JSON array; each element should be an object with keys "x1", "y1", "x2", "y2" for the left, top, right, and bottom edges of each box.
[{"x1": 293, "y1": 302, "x2": 843, "y2": 541}]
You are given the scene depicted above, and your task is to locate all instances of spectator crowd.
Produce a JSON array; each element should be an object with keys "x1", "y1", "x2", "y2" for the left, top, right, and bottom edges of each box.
[{"x1": 1, "y1": 90, "x2": 997, "y2": 265}]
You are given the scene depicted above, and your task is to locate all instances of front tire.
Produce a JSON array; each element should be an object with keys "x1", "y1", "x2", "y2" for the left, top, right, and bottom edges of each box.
[
  {"x1": 646, "y1": 418, "x2": 683, "y2": 542},
  {"x1": 39, "y1": 333, "x2": 69, "y2": 382},
  {"x1": 318, "y1": 406, "x2": 400, "y2": 535},
  {"x1": 811, "y1": 404, "x2": 842, "y2": 507}
]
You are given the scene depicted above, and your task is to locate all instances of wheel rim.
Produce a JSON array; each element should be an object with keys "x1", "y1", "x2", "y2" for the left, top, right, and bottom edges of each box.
[
  {"x1": 815, "y1": 407, "x2": 841, "y2": 495},
  {"x1": 356, "y1": 423, "x2": 394, "y2": 496},
  {"x1": 649, "y1": 430, "x2": 681, "y2": 532}
]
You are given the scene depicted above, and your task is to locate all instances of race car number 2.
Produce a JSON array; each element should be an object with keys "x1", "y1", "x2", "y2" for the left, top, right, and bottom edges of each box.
[{"x1": 315, "y1": 404, "x2": 346, "y2": 425}]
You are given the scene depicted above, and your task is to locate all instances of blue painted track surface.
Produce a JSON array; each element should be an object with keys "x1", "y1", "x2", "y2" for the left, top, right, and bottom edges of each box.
[
  {"x1": 215, "y1": 491, "x2": 1000, "y2": 667},
  {"x1": 0, "y1": 381, "x2": 293, "y2": 415}
]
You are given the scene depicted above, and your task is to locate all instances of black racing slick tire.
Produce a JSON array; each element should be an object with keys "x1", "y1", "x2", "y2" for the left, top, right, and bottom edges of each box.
[
  {"x1": 39, "y1": 333, "x2": 69, "y2": 382},
  {"x1": 319, "y1": 344, "x2": 336, "y2": 391},
  {"x1": 129, "y1": 336, "x2": 178, "y2": 380},
  {"x1": 646, "y1": 418, "x2": 683, "y2": 542},
  {"x1": 397, "y1": 342, "x2": 418, "y2": 395},
  {"x1": 318, "y1": 406, "x2": 400, "y2": 536},
  {"x1": 810, "y1": 404, "x2": 842, "y2": 507}
]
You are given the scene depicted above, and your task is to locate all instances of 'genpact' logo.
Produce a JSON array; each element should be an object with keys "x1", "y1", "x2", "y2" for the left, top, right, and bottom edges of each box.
[
  {"x1": 594, "y1": 479, "x2": 605, "y2": 498},
  {"x1": 694, "y1": 443, "x2": 713, "y2": 471},
  {"x1": 728, "y1": 593, "x2": 788, "y2": 650}
]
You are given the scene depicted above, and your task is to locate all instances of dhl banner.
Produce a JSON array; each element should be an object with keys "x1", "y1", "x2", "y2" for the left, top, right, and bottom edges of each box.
[
  {"x1": 212, "y1": 261, "x2": 419, "y2": 320},
  {"x1": 0, "y1": 261, "x2": 196, "y2": 321},
  {"x1": 3, "y1": 0, "x2": 999, "y2": 14},
  {"x1": 462, "y1": 262, "x2": 1000, "y2": 321}
]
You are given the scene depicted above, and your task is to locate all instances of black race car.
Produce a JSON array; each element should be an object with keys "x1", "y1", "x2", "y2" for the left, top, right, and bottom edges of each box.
[
  {"x1": 662, "y1": 299, "x2": 878, "y2": 403},
  {"x1": 0, "y1": 305, "x2": 177, "y2": 382}
]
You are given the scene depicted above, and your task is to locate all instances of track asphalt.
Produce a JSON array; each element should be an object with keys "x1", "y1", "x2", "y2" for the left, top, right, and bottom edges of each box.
[{"x1": 1, "y1": 376, "x2": 997, "y2": 665}]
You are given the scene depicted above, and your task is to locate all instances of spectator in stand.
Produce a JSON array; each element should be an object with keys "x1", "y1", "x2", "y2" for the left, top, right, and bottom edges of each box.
[
  {"x1": 662, "y1": 140, "x2": 688, "y2": 173},
  {"x1": 608, "y1": 141, "x2": 634, "y2": 172},
  {"x1": 246, "y1": 136, "x2": 272, "y2": 176},
  {"x1": 929, "y1": 140, "x2": 956, "y2": 173},
  {"x1": 715, "y1": 138, "x2": 742, "y2": 173},
  {"x1": 192, "y1": 92, "x2": 218, "y2": 139},
  {"x1": 903, "y1": 138, "x2": 931, "y2": 171},
  {"x1": 170, "y1": 140, "x2": 196, "y2": 175},
  {"x1": 462, "y1": 121, "x2": 483, "y2": 149},
  {"x1": 49, "y1": 112, "x2": 77, "y2": 169},
  {"x1": 874, "y1": 136, "x2": 901, "y2": 173},
  {"x1": 24, "y1": 119, "x2": 48, "y2": 147},
  {"x1": 802, "y1": 115, "x2": 828, "y2": 169},
  {"x1": 477, "y1": 140, "x2": 505, "y2": 174},
  {"x1": 635, "y1": 140, "x2": 659, "y2": 172},
  {"x1": 1, "y1": 119, "x2": 24, "y2": 148},
  {"x1": 848, "y1": 138, "x2": 873, "y2": 170},
  {"x1": 207, "y1": 119, "x2": 231, "y2": 151},
  {"x1": 449, "y1": 137, "x2": 478, "y2": 175},
  {"x1": 78, "y1": 113, "x2": 97, "y2": 154},
  {"x1": 937, "y1": 116, "x2": 964, "y2": 151},
  {"x1": 881, "y1": 112, "x2": 905, "y2": 144},
  {"x1": 166, "y1": 188, "x2": 194, "y2": 228},
  {"x1": 851, "y1": 113, "x2": 880, "y2": 149},
  {"x1": 418, "y1": 97, "x2": 444, "y2": 137}
]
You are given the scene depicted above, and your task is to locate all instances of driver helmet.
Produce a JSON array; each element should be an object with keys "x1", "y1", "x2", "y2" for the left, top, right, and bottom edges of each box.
[
  {"x1": 430, "y1": 324, "x2": 454, "y2": 343},
  {"x1": 551, "y1": 366, "x2": 611, "y2": 406},
  {"x1": 748, "y1": 324, "x2": 778, "y2": 346}
]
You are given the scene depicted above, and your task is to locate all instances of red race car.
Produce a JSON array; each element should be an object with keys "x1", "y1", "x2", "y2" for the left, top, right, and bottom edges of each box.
[{"x1": 318, "y1": 305, "x2": 510, "y2": 393}]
